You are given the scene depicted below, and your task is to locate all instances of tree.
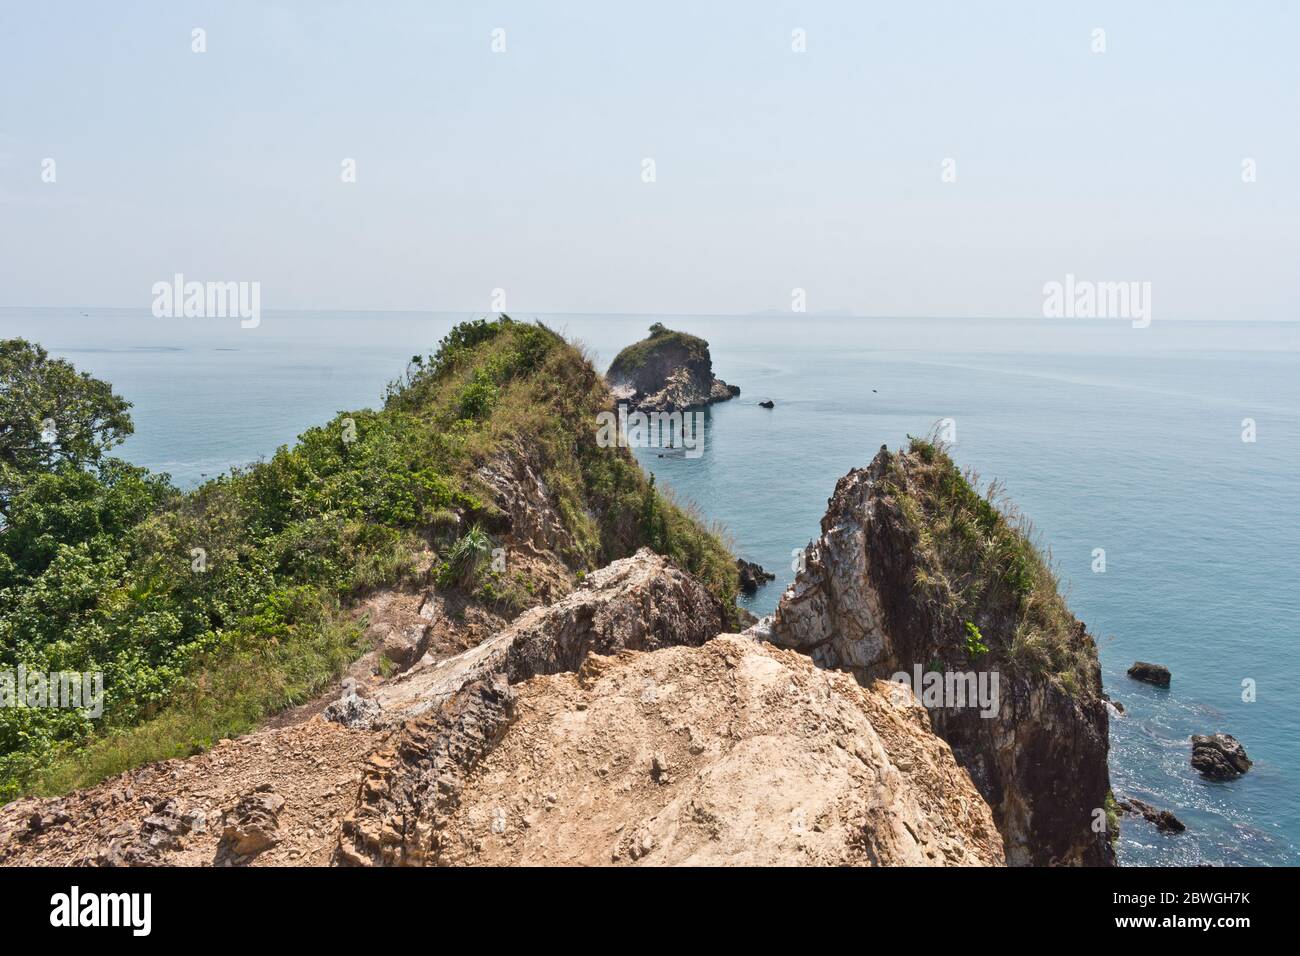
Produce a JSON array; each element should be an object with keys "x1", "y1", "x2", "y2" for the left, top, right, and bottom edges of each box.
[{"x1": 0, "y1": 339, "x2": 133, "y2": 521}]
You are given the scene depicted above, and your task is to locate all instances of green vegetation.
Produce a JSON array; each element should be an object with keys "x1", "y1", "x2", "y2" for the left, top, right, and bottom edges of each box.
[
  {"x1": 1104, "y1": 790, "x2": 1120, "y2": 845},
  {"x1": 0, "y1": 318, "x2": 738, "y2": 800},
  {"x1": 438, "y1": 524, "x2": 493, "y2": 589},
  {"x1": 886, "y1": 436, "x2": 1096, "y2": 695},
  {"x1": 0, "y1": 339, "x2": 134, "y2": 523},
  {"x1": 606, "y1": 322, "x2": 711, "y2": 375},
  {"x1": 964, "y1": 622, "x2": 989, "y2": 658}
]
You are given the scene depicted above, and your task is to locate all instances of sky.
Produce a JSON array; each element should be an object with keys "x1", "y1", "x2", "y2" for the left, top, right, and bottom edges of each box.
[{"x1": 1, "y1": 0, "x2": 1297, "y2": 319}]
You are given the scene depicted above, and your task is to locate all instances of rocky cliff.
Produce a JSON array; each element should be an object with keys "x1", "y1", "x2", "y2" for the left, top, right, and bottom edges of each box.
[
  {"x1": 766, "y1": 441, "x2": 1114, "y2": 866},
  {"x1": 0, "y1": 549, "x2": 1002, "y2": 867},
  {"x1": 606, "y1": 323, "x2": 739, "y2": 412},
  {"x1": 426, "y1": 636, "x2": 1003, "y2": 866}
]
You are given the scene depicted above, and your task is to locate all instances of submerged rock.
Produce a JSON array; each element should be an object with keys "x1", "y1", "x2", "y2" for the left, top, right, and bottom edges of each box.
[
  {"x1": 607, "y1": 323, "x2": 739, "y2": 413},
  {"x1": 1118, "y1": 797, "x2": 1185, "y2": 833},
  {"x1": 758, "y1": 399, "x2": 775, "y2": 409},
  {"x1": 1127, "y1": 661, "x2": 1171, "y2": 687},
  {"x1": 1191, "y1": 733, "x2": 1252, "y2": 780}
]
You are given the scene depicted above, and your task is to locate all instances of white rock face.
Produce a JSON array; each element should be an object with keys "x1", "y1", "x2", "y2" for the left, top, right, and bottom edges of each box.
[{"x1": 437, "y1": 636, "x2": 1006, "y2": 867}]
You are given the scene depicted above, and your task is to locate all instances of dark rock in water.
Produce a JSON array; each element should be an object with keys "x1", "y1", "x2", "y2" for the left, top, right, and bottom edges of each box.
[
  {"x1": 1127, "y1": 661, "x2": 1171, "y2": 687},
  {"x1": 1101, "y1": 692, "x2": 1125, "y2": 715},
  {"x1": 1118, "y1": 797, "x2": 1186, "y2": 833},
  {"x1": 1191, "y1": 733, "x2": 1252, "y2": 780},
  {"x1": 736, "y1": 559, "x2": 775, "y2": 595},
  {"x1": 758, "y1": 399, "x2": 774, "y2": 409},
  {"x1": 606, "y1": 323, "x2": 739, "y2": 413}
]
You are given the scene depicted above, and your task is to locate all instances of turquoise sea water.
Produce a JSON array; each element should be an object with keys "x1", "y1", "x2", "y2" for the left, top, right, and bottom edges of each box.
[{"x1": 4, "y1": 307, "x2": 1297, "y2": 867}]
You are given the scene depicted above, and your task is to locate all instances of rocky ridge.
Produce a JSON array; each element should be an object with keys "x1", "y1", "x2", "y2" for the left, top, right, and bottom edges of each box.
[{"x1": 0, "y1": 548, "x2": 1004, "y2": 867}]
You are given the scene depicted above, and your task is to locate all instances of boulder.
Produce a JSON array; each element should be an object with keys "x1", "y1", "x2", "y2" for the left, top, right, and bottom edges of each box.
[
  {"x1": 1191, "y1": 733, "x2": 1252, "y2": 780},
  {"x1": 371, "y1": 548, "x2": 725, "y2": 723},
  {"x1": 432, "y1": 636, "x2": 1006, "y2": 866},
  {"x1": 323, "y1": 679, "x2": 383, "y2": 730},
  {"x1": 1127, "y1": 661, "x2": 1171, "y2": 687},
  {"x1": 217, "y1": 786, "x2": 286, "y2": 863}
]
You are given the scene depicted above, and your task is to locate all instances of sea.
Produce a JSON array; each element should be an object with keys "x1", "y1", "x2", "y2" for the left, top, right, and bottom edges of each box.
[{"x1": 4, "y1": 306, "x2": 1297, "y2": 867}]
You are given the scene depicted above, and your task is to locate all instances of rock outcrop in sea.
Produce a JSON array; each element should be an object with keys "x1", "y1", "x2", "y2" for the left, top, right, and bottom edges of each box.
[
  {"x1": 1127, "y1": 661, "x2": 1171, "y2": 687},
  {"x1": 606, "y1": 323, "x2": 739, "y2": 413},
  {"x1": 1117, "y1": 797, "x2": 1185, "y2": 834},
  {"x1": 735, "y1": 558, "x2": 775, "y2": 595},
  {"x1": 766, "y1": 441, "x2": 1115, "y2": 866},
  {"x1": 1191, "y1": 733, "x2": 1252, "y2": 780}
]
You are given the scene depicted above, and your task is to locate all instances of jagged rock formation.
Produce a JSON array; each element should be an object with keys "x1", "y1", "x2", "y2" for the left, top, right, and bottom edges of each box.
[
  {"x1": 607, "y1": 323, "x2": 739, "y2": 412},
  {"x1": 1191, "y1": 733, "x2": 1252, "y2": 780},
  {"x1": 334, "y1": 548, "x2": 728, "y2": 864},
  {"x1": 475, "y1": 439, "x2": 577, "y2": 567},
  {"x1": 337, "y1": 676, "x2": 516, "y2": 866},
  {"x1": 735, "y1": 558, "x2": 775, "y2": 595},
  {"x1": 216, "y1": 786, "x2": 285, "y2": 864},
  {"x1": 426, "y1": 636, "x2": 1004, "y2": 866},
  {"x1": 360, "y1": 549, "x2": 725, "y2": 726},
  {"x1": 768, "y1": 443, "x2": 1114, "y2": 866}
]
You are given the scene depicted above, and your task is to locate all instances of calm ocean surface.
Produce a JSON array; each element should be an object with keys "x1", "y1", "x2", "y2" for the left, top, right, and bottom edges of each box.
[{"x1": 5, "y1": 307, "x2": 1297, "y2": 867}]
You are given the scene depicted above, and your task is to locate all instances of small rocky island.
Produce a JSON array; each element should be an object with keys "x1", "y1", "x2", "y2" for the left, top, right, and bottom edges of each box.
[{"x1": 607, "y1": 323, "x2": 739, "y2": 412}]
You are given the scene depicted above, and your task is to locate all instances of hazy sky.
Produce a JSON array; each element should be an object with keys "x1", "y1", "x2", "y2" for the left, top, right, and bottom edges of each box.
[{"x1": 1, "y1": 1, "x2": 1297, "y2": 318}]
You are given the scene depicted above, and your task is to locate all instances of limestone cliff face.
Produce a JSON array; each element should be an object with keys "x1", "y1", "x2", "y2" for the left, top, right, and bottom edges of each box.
[
  {"x1": 606, "y1": 324, "x2": 739, "y2": 413},
  {"x1": 768, "y1": 445, "x2": 1114, "y2": 866}
]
